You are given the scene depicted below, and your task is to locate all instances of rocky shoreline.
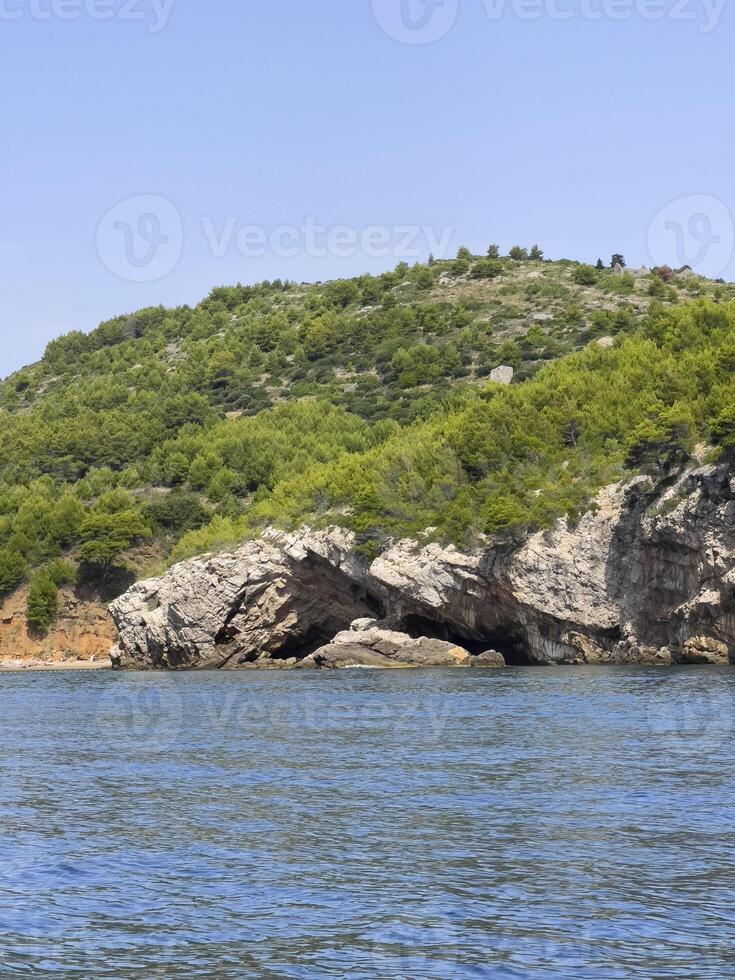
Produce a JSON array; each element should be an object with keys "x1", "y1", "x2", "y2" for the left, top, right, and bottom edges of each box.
[{"x1": 109, "y1": 462, "x2": 735, "y2": 671}]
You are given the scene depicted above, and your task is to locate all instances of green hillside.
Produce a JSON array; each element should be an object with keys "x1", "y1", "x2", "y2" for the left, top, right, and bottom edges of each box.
[{"x1": 1, "y1": 247, "x2": 733, "y2": 632}]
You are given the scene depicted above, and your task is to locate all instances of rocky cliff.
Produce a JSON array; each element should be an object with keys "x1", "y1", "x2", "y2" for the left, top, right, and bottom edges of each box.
[
  {"x1": 110, "y1": 463, "x2": 735, "y2": 670},
  {"x1": 0, "y1": 586, "x2": 115, "y2": 669}
]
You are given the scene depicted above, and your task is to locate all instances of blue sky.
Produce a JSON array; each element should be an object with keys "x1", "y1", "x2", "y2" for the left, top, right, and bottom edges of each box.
[{"x1": 1, "y1": 0, "x2": 732, "y2": 375}]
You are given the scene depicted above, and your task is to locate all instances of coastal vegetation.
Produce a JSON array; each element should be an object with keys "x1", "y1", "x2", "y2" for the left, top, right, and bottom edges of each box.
[{"x1": 0, "y1": 247, "x2": 732, "y2": 630}]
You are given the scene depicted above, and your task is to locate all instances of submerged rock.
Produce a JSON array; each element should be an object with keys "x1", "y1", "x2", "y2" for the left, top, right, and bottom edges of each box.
[{"x1": 110, "y1": 463, "x2": 735, "y2": 670}]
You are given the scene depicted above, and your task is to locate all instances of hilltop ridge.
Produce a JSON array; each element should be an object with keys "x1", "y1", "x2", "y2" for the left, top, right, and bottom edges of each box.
[{"x1": 1, "y1": 247, "x2": 734, "y2": 659}]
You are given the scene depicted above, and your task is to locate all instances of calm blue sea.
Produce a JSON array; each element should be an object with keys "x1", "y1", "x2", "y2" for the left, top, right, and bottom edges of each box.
[{"x1": 0, "y1": 666, "x2": 733, "y2": 978}]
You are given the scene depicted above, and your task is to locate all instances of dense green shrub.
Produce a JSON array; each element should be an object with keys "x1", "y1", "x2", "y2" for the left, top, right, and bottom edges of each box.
[
  {"x1": 26, "y1": 559, "x2": 75, "y2": 634},
  {"x1": 194, "y1": 299, "x2": 735, "y2": 555},
  {"x1": 573, "y1": 264, "x2": 598, "y2": 285},
  {"x1": 0, "y1": 256, "x2": 730, "y2": 599},
  {"x1": 27, "y1": 573, "x2": 58, "y2": 634},
  {"x1": 471, "y1": 259, "x2": 504, "y2": 280}
]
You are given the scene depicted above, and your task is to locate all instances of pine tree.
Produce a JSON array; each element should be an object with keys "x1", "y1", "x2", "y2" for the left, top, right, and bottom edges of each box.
[{"x1": 27, "y1": 572, "x2": 58, "y2": 635}]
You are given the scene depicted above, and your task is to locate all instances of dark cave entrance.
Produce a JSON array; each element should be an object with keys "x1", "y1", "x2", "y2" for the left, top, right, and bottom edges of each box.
[
  {"x1": 269, "y1": 624, "x2": 336, "y2": 661},
  {"x1": 398, "y1": 613, "x2": 532, "y2": 665}
]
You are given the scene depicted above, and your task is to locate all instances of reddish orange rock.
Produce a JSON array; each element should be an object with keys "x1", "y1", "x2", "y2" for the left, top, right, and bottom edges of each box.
[{"x1": 0, "y1": 587, "x2": 115, "y2": 668}]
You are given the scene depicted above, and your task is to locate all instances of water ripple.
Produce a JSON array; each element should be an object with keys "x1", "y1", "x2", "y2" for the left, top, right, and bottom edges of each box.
[{"x1": 0, "y1": 667, "x2": 732, "y2": 977}]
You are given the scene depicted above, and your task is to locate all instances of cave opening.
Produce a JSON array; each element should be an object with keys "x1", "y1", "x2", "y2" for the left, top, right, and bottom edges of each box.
[
  {"x1": 275, "y1": 560, "x2": 387, "y2": 660},
  {"x1": 269, "y1": 625, "x2": 335, "y2": 661},
  {"x1": 398, "y1": 613, "x2": 533, "y2": 665}
]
